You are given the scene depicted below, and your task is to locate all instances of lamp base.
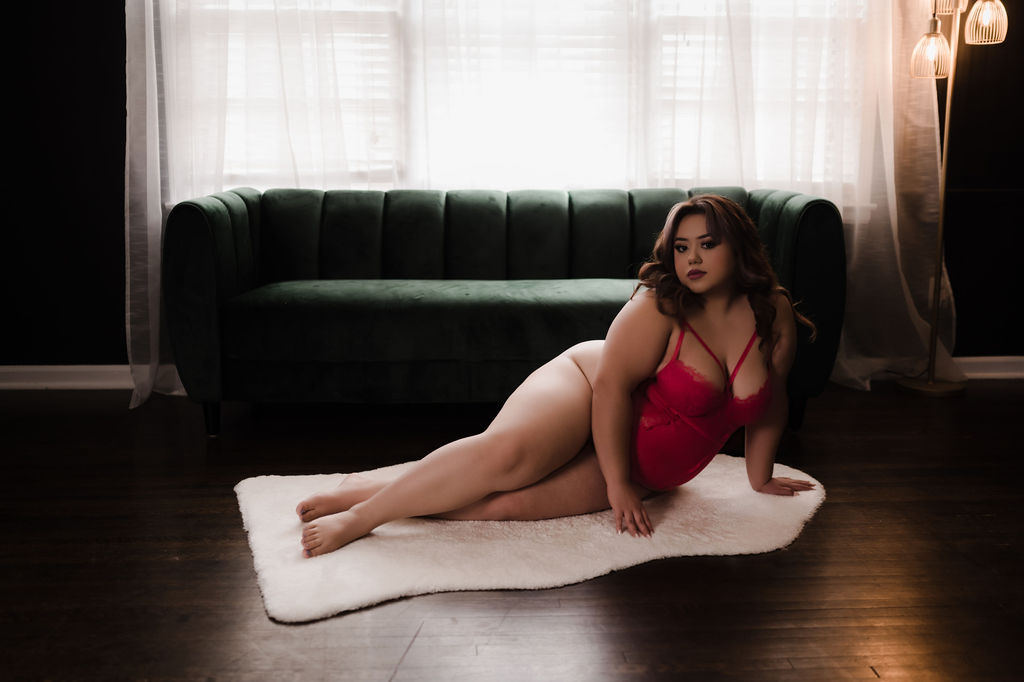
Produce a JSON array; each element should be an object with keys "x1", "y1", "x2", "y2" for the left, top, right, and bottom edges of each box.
[{"x1": 897, "y1": 376, "x2": 967, "y2": 397}]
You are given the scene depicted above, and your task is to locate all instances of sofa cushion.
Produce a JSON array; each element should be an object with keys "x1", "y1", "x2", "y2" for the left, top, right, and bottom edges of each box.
[
  {"x1": 507, "y1": 190, "x2": 571, "y2": 278},
  {"x1": 261, "y1": 189, "x2": 325, "y2": 282},
  {"x1": 382, "y1": 190, "x2": 447, "y2": 278},
  {"x1": 221, "y1": 279, "x2": 637, "y2": 365},
  {"x1": 569, "y1": 189, "x2": 632, "y2": 278},
  {"x1": 320, "y1": 190, "x2": 386, "y2": 279},
  {"x1": 445, "y1": 190, "x2": 508, "y2": 279}
]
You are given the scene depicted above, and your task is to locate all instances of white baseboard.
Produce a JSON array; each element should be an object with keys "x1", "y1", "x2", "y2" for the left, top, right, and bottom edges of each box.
[
  {"x1": 953, "y1": 356, "x2": 1024, "y2": 379},
  {"x1": 0, "y1": 365, "x2": 133, "y2": 390},
  {"x1": 0, "y1": 358, "x2": 1021, "y2": 390}
]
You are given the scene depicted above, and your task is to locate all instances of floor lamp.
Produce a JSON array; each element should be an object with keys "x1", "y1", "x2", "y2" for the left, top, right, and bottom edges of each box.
[{"x1": 900, "y1": 0, "x2": 1009, "y2": 396}]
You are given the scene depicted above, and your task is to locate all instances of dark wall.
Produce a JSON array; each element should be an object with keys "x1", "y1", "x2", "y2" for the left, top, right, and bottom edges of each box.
[
  {"x1": 2, "y1": 8, "x2": 1020, "y2": 366},
  {"x1": 4, "y1": 5, "x2": 128, "y2": 364},
  {"x1": 940, "y1": 19, "x2": 1024, "y2": 357}
]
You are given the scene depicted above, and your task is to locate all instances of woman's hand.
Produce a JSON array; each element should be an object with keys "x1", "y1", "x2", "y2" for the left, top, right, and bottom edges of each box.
[
  {"x1": 756, "y1": 477, "x2": 815, "y2": 496},
  {"x1": 607, "y1": 481, "x2": 653, "y2": 537}
]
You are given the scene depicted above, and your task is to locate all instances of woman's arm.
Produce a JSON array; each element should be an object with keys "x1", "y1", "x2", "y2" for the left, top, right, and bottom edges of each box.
[
  {"x1": 744, "y1": 294, "x2": 816, "y2": 495},
  {"x1": 592, "y1": 290, "x2": 673, "y2": 535}
]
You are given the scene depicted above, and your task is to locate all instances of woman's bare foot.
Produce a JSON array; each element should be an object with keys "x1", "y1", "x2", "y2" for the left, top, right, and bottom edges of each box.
[
  {"x1": 295, "y1": 473, "x2": 382, "y2": 522},
  {"x1": 301, "y1": 509, "x2": 373, "y2": 557}
]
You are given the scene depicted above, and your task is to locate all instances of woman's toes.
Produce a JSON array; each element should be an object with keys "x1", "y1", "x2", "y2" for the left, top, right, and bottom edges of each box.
[
  {"x1": 296, "y1": 481, "x2": 364, "y2": 523},
  {"x1": 301, "y1": 530, "x2": 322, "y2": 557},
  {"x1": 299, "y1": 512, "x2": 370, "y2": 558},
  {"x1": 302, "y1": 523, "x2": 329, "y2": 557},
  {"x1": 302, "y1": 525, "x2": 318, "y2": 544},
  {"x1": 296, "y1": 494, "x2": 334, "y2": 522}
]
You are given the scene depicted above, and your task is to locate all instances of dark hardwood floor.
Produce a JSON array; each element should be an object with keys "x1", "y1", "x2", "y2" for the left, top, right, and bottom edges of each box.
[{"x1": 2, "y1": 380, "x2": 1022, "y2": 681}]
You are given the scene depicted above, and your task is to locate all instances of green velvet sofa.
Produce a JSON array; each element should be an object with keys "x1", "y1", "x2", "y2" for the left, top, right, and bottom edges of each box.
[{"x1": 163, "y1": 186, "x2": 845, "y2": 436}]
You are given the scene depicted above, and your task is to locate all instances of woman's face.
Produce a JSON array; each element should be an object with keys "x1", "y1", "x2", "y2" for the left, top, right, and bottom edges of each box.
[{"x1": 673, "y1": 212, "x2": 737, "y2": 296}]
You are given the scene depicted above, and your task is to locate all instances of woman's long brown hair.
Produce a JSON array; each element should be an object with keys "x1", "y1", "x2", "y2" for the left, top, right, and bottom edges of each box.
[{"x1": 634, "y1": 194, "x2": 816, "y2": 368}]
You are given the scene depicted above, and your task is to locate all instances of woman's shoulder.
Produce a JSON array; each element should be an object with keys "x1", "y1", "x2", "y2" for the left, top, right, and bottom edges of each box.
[
  {"x1": 628, "y1": 285, "x2": 661, "y2": 310},
  {"x1": 604, "y1": 287, "x2": 676, "y2": 381},
  {"x1": 616, "y1": 287, "x2": 676, "y2": 338}
]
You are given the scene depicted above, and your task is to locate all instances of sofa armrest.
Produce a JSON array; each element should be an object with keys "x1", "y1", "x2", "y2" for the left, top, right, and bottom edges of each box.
[
  {"x1": 760, "y1": 192, "x2": 846, "y2": 401},
  {"x1": 163, "y1": 189, "x2": 261, "y2": 401}
]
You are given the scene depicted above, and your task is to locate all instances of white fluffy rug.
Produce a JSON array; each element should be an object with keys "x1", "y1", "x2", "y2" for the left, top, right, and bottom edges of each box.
[{"x1": 235, "y1": 454, "x2": 825, "y2": 623}]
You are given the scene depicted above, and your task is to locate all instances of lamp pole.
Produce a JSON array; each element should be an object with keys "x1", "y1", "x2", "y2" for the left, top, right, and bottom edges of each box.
[{"x1": 900, "y1": 0, "x2": 1008, "y2": 396}]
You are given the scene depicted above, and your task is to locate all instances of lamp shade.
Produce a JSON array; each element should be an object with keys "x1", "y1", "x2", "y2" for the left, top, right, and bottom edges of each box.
[
  {"x1": 911, "y1": 20, "x2": 951, "y2": 78},
  {"x1": 965, "y1": 0, "x2": 1008, "y2": 44},
  {"x1": 936, "y1": 0, "x2": 968, "y2": 14}
]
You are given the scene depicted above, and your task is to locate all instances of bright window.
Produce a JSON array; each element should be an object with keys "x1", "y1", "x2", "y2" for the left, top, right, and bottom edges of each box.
[{"x1": 161, "y1": 0, "x2": 871, "y2": 193}]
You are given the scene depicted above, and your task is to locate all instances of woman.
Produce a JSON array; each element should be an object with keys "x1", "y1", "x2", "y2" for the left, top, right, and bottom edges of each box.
[{"x1": 297, "y1": 194, "x2": 816, "y2": 558}]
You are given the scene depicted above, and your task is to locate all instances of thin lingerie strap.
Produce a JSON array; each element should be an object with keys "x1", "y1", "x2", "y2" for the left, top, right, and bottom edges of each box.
[
  {"x1": 673, "y1": 324, "x2": 687, "y2": 359},
  {"x1": 682, "y1": 322, "x2": 722, "y2": 369},
  {"x1": 728, "y1": 331, "x2": 760, "y2": 385}
]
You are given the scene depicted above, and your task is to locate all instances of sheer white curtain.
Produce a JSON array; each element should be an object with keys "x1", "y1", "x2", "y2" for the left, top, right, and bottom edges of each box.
[
  {"x1": 125, "y1": 0, "x2": 958, "y2": 406},
  {"x1": 126, "y1": 0, "x2": 404, "y2": 406},
  {"x1": 830, "y1": 0, "x2": 962, "y2": 387},
  {"x1": 127, "y1": 0, "x2": 182, "y2": 406},
  {"x1": 403, "y1": 0, "x2": 642, "y2": 188}
]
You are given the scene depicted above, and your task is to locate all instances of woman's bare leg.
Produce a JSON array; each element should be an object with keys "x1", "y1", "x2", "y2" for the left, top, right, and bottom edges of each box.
[
  {"x1": 296, "y1": 474, "x2": 387, "y2": 522},
  {"x1": 298, "y1": 447, "x2": 646, "y2": 524},
  {"x1": 436, "y1": 447, "x2": 653, "y2": 522},
  {"x1": 301, "y1": 342, "x2": 604, "y2": 557},
  {"x1": 297, "y1": 446, "x2": 650, "y2": 524}
]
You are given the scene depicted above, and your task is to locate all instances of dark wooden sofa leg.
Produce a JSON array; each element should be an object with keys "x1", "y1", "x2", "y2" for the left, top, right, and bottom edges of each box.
[{"x1": 203, "y1": 401, "x2": 221, "y2": 437}]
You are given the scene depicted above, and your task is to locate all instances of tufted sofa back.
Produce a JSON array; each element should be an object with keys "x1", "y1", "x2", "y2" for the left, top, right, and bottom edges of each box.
[
  {"x1": 253, "y1": 188, "x2": 696, "y2": 286},
  {"x1": 167, "y1": 185, "x2": 843, "y2": 315}
]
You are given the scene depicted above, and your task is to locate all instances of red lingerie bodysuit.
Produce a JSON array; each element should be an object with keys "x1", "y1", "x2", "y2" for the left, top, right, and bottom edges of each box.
[{"x1": 629, "y1": 322, "x2": 773, "y2": 491}]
